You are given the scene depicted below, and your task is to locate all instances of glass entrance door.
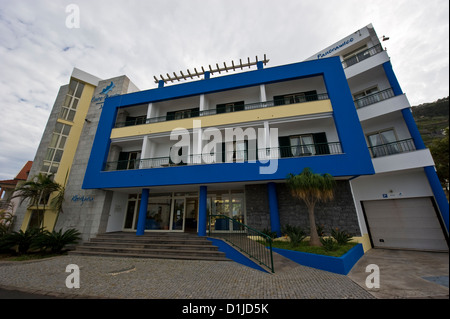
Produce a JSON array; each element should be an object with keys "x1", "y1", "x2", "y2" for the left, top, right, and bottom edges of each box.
[{"x1": 171, "y1": 198, "x2": 185, "y2": 230}]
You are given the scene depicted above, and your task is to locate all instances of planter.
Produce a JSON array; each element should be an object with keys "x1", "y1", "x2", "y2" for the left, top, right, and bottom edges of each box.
[{"x1": 272, "y1": 243, "x2": 364, "y2": 275}]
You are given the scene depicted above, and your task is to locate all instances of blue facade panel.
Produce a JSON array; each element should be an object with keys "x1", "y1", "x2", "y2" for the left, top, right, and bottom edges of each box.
[{"x1": 82, "y1": 57, "x2": 375, "y2": 190}]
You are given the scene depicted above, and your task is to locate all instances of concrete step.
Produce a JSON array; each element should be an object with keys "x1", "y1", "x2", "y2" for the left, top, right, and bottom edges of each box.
[{"x1": 69, "y1": 232, "x2": 230, "y2": 262}]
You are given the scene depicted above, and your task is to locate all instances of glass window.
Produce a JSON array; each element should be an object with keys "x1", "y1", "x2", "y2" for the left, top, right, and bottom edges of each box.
[
  {"x1": 367, "y1": 129, "x2": 400, "y2": 157},
  {"x1": 290, "y1": 134, "x2": 315, "y2": 156},
  {"x1": 59, "y1": 80, "x2": 84, "y2": 122}
]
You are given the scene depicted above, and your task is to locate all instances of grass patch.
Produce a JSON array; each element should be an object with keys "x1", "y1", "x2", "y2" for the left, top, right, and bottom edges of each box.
[{"x1": 268, "y1": 240, "x2": 357, "y2": 257}]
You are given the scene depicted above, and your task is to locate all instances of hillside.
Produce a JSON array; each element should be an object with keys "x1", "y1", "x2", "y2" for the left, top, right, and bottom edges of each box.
[{"x1": 412, "y1": 96, "x2": 449, "y2": 145}]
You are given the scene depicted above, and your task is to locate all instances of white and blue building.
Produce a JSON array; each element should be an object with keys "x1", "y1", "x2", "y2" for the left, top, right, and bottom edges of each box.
[{"x1": 15, "y1": 24, "x2": 448, "y2": 253}]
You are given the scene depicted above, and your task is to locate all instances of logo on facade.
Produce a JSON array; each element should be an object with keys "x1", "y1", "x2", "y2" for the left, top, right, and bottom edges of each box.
[
  {"x1": 101, "y1": 81, "x2": 116, "y2": 95},
  {"x1": 91, "y1": 81, "x2": 119, "y2": 108},
  {"x1": 71, "y1": 195, "x2": 94, "y2": 205}
]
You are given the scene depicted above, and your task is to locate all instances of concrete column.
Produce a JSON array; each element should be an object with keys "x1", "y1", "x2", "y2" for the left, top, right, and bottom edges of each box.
[
  {"x1": 267, "y1": 182, "x2": 281, "y2": 237},
  {"x1": 198, "y1": 186, "x2": 208, "y2": 236},
  {"x1": 136, "y1": 188, "x2": 149, "y2": 236}
]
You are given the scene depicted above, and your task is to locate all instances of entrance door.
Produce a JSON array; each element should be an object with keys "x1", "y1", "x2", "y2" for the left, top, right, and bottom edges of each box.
[
  {"x1": 363, "y1": 197, "x2": 448, "y2": 251},
  {"x1": 171, "y1": 198, "x2": 185, "y2": 231},
  {"x1": 185, "y1": 197, "x2": 198, "y2": 232}
]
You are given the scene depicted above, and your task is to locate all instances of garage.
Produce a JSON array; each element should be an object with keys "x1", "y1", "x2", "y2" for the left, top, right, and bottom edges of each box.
[{"x1": 363, "y1": 197, "x2": 448, "y2": 251}]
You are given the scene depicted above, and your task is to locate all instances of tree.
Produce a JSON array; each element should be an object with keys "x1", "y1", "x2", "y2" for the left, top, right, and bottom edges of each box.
[
  {"x1": 429, "y1": 127, "x2": 449, "y2": 197},
  {"x1": 286, "y1": 168, "x2": 336, "y2": 246},
  {"x1": 13, "y1": 173, "x2": 64, "y2": 230}
]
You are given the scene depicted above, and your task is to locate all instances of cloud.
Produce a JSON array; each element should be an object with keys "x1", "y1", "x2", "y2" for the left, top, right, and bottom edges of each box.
[{"x1": 0, "y1": 0, "x2": 448, "y2": 180}]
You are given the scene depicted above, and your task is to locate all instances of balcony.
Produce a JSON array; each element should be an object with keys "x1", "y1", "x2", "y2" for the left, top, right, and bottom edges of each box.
[
  {"x1": 103, "y1": 142, "x2": 343, "y2": 171},
  {"x1": 368, "y1": 138, "x2": 416, "y2": 158},
  {"x1": 342, "y1": 44, "x2": 383, "y2": 69},
  {"x1": 114, "y1": 93, "x2": 329, "y2": 129},
  {"x1": 354, "y1": 88, "x2": 395, "y2": 109},
  {"x1": 343, "y1": 44, "x2": 390, "y2": 79}
]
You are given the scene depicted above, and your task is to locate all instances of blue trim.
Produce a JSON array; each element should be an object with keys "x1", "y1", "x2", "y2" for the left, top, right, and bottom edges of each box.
[
  {"x1": 82, "y1": 57, "x2": 375, "y2": 190},
  {"x1": 272, "y1": 243, "x2": 364, "y2": 275},
  {"x1": 136, "y1": 188, "x2": 149, "y2": 236},
  {"x1": 207, "y1": 237, "x2": 269, "y2": 273},
  {"x1": 198, "y1": 186, "x2": 207, "y2": 236},
  {"x1": 267, "y1": 182, "x2": 281, "y2": 237},
  {"x1": 424, "y1": 166, "x2": 449, "y2": 233},
  {"x1": 383, "y1": 61, "x2": 403, "y2": 95},
  {"x1": 401, "y1": 108, "x2": 426, "y2": 150}
]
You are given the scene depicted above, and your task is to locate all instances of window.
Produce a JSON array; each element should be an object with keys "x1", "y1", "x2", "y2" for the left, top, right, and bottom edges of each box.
[
  {"x1": 40, "y1": 122, "x2": 71, "y2": 175},
  {"x1": 278, "y1": 132, "x2": 330, "y2": 157},
  {"x1": 59, "y1": 80, "x2": 84, "y2": 122},
  {"x1": 28, "y1": 210, "x2": 44, "y2": 229},
  {"x1": 342, "y1": 45, "x2": 369, "y2": 67},
  {"x1": 367, "y1": 129, "x2": 400, "y2": 157},
  {"x1": 117, "y1": 151, "x2": 141, "y2": 170},
  {"x1": 274, "y1": 90, "x2": 318, "y2": 106},
  {"x1": 166, "y1": 108, "x2": 200, "y2": 121},
  {"x1": 216, "y1": 101, "x2": 245, "y2": 114},
  {"x1": 290, "y1": 135, "x2": 315, "y2": 156},
  {"x1": 353, "y1": 87, "x2": 380, "y2": 108}
]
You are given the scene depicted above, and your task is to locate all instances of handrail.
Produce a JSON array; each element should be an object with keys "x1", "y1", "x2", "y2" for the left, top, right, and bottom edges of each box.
[
  {"x1": 208, "y1": 214, "x2": 274, "y2": 273},
  {"x1": 342, "y1": 43, "x2": 383, "y2": 69},
  {"x1": 368, "y1": 138, "x2": 416, "y2": 158},
  {"x1": 354, "y1": 88, "x2": 395, "y2": 109},
  {"x1": 114, "y1": 93, "x2": 329, "y2": 128},
  {"x1": 104, "y1": 142, "x2": 343, "y2": 171}
]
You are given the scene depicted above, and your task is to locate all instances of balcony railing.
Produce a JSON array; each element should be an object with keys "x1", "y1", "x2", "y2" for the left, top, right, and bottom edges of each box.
[
  {"x1": 342, "y1": 44, "x2": 383, "y2": 69},
  {"x1": 104, "y1": 142, "x2": 343, "y2": 171},
  {"x1": 354, "y1": 88, "x2": 395, "y2": 109},
  {"x1": 114, "y1": 93, "x2": 329, "y2": 128},
  {"x1": 368, "y1": 138, "x2": 416, "y2": 158}
]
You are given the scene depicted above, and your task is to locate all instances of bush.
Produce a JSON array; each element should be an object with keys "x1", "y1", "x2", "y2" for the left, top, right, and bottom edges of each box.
[
  {"x1": 282, "y1": 224, "x2": 307, "y2": 246},
  {"x1": 320, "y1": 237, "x2": 339, "y2": 251},
  {"x1": 2, "y1": 228, "x2": 44, "y2": 254},
  {"x1": 261, "y1": 228, "x2": 278, "y2": 239},
  {"x1": 331, "y1": 228, "x2": 352, "y2": 245},
  {"x1": 33, "y1": 228, "x2": 81, "y2": 254}
]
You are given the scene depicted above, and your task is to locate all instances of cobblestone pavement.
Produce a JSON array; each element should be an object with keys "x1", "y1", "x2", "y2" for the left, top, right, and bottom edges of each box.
[{"x1": 0, "y1": 255, "x2": 374, "y2": 299}]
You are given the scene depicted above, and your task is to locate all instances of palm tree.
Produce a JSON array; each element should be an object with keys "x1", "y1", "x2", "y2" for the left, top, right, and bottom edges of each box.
[
  {"x1": 286, "y1": 168, "x2": 336, "y2": 246},
  {"x1": 13, "y1": 173, "x2": 63, "y2": 230}
]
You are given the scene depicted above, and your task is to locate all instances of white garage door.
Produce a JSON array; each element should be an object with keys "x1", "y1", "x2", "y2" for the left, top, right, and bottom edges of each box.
[{"x1": 363, "y1": 197, "x2": 448, "y2": 251}]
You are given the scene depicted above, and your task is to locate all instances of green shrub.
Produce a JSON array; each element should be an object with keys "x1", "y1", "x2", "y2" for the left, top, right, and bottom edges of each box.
[
  {"x1": 261, "y1": 228, "x2": 278, "y2": 239},
  {"x1": 2, "y1": 228, "x2": 44, "y2": 254},
  {"x1": 320, "y1": 237, "x2": 339, "y2": 251},
  {"x1": 331, "y1": 228, "x2": 352, "y2": 245},
  {"x1": 34, "y1": 228, "x2": 81, "y2": 254},
  {"x1": 282, "y1": 224, "x2": 307, "y2": 246}
]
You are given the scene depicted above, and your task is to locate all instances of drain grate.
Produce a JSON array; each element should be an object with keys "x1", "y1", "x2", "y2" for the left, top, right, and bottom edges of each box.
[{"x1": 422, "y1": 276, "x2": 449, "y2": 288}]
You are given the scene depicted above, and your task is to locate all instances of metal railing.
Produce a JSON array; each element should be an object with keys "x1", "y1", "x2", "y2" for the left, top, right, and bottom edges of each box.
[
  {"x1": 104, "y1": 142, "x2": 343, "y2": 171},
  {"x1": 354, "y1": 88, "x2": 395, "y2": 109},
  {"x1": 208, "y1": 214, "x2": 274, "y2": 273},
  {"x1": 114, "y1": 93, "x2": 329, "y2": 128},
  {"x1": 342, "y1": 44, "x2": 383, "y2": 68},
  {"x1": 368, "y1": 138, "x2": 416, "y2": 158}
]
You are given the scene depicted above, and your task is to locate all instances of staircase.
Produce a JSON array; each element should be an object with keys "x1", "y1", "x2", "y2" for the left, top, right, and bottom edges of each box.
[{"x1": 69, "y1": 232, "x2": 230, "y2": 262}]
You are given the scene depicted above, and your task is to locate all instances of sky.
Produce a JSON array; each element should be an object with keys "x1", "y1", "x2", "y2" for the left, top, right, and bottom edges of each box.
[{"x1": 0, "y1": 0, "x2": 449, "y2": 181}]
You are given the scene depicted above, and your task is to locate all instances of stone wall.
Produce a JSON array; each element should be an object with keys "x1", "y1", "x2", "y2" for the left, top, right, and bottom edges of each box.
[{"x1": 245, "y1": 181, "x2": 361, "y2": 236}]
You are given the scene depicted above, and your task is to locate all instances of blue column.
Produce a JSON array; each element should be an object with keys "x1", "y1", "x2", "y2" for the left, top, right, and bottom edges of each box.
[
  {"x1": 198, "y1": 186, "x2": 207, "y2": 236},
  {"x1": 267, "y1": 182, "x2": 281, "y2": 237},
  {"x1": 382, "y1": 61, "x2": 403, "y2": 96},
  {"x1": 424, "y1": 167, "x2": 449, "y2": 233},
  {"x1": 136, "y1": 188, "x2": 149, "y2": 236}
]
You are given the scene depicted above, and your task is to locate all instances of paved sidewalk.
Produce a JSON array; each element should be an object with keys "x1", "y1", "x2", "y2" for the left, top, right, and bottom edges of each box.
[{"x1": 0, "y1": 254, "x2": 373, "y2": 299}]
